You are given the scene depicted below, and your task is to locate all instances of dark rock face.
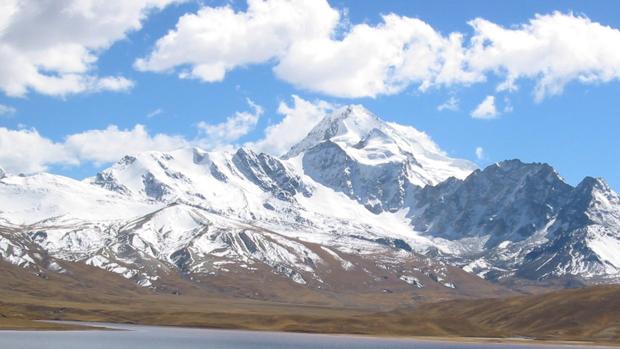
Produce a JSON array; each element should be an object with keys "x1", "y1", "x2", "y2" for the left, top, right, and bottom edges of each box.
[
  {"x1": 92, "y1": 171, "x2": 132, "y2": 195},
  {"x1": 302, "y1": 141, "x2": 412, "y2": 214},
  {"x1": 209, "y1": 162, "x2": 228, "y2": 182},
  {"x1": 170, "y1": 248, "x2": 192, "y2": 272},
  {"x1": 400, "y1": 161, "x2": 620, "y2": 282},
  {"x1": 409, "y1": 160, "x2": 573, "y2": 247},
  {"x1": 233, "y1": 148, "x2": 311, "y2": 202},
  {"x1": 515, "y1": 177, "x2": 620, "y2": 281},
  {"x1": 142, "y1": 172, "x2": 171, "y2": 201},
  {"x1": 291, "y1": 138, "x2": 618, "y2": 283}
]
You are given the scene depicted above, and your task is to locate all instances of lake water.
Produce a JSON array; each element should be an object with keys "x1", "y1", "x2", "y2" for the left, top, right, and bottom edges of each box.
[{"x1": 0, "y1": 322, "x2": 605, "y2": 349}]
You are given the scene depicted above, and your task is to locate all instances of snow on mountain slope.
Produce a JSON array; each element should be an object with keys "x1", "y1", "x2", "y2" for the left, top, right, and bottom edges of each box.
[
  {"x1": 284, "y1": 105, "x2": 477, "y2": 187},
  {"x1": 1, "y1": 201, "x2": 479, "y2": 297},
  {"x1": 0, "y1": 172, "x2": 157, "y2": 224},
  {"x1": 410, "y1": 161, "x2": 620, "y2": 283},
  {"x1": 410, "y1": 160, "x2": 573, "y2": 246},
  {"x1": 518, "y1": 177, "x2": 620, "y2": 282},
  {"x1": 0, "y1": 139, "x2": 457, "y2": 294},
  {"x1": 89, "y1": 147, "x2": 316, "y2": 217},
  {"x1": 0, "y1": 104, "x2": 619, "y2": 298},
  {"x1": 87, "y1": 144, "x2": 429, "y2": 249},
  {"x1": 281, "y1": 105, "x2": 476, "y2": 213}
]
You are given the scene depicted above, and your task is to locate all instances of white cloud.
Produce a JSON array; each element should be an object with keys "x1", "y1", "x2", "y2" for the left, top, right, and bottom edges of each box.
[
  {"x1": 437, "y1": 96, "x2": 459, "y2": 112},
  {"x1": 0, "y1": 0, "x2": 179, "y2": 97},
  {"x1": 467, "y1": 12, "x2": 620, "y2": 101},
  {"x1": 93, "y1": 76, "x2": 135, "y2": 93},
  {"x1": 0, "y1": 125, "x2": 187, "y2": 174},
  {"x1": 196, "y1": 99, "x2": 263, "y2": 147},
  {"x1": 64, "y1": 125, "x2": 188, "y2": 165},
  {"x1": 0, "y1": 98, "x2": 272, "y2": 173},
  {"x1": 475, "y1": 146, "x2": 485, "y2": 160},
  {"x1": 135, "y1": 0, "x2": 476, "y2": 98},
  {"x1": 0, "y1": 104, "x2": 16, "y2": 116},
  {"x1": 275, "y1": 14, "x2": 478, "y2": 98},
  {"x1": 138, "y1": 5, "x2": 620, "y2": 100},
  {"x1": 249, "y1": 95, "x2": 334, "y2": 155},
  {"x1": 135, "y1": 0, "x2": 339, "y2": 82},
  {"x1": 471, "y1": 95, "x2": 499, "y2": 119},
  {"x1": 0, "y1": 127, "x2": 75, "y2": 173}
]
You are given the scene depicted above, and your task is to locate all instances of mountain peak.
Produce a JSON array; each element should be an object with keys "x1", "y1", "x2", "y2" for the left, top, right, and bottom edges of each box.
[
  {"x1": 284, "y1": 104, "x2": 476, "y2": 187},
  {"x1": 573, "y1": 176, "x2": 620, "y2": 214},
  {"x1": 577, "y1": 176, "x2": 611, "y2": 192},
  {"x1": 0, "y1": 167, "x2": 5, "y2": 179},
  {"x1": 492, "y1": 159, "x2": 551, "y2": 170},
  {"x1": 284, "y1": 104, "x2": 384, "y2": 159},
  {"x1": 326, "y1": 104, "x2": 378, "y2": 123}
]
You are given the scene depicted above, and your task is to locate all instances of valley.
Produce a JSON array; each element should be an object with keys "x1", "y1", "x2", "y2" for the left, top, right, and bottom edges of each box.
[{"x1": 0, "y1": 260, "x2": 619, "y2": 344}]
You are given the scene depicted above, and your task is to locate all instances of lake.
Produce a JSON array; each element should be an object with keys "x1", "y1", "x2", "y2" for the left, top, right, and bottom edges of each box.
[{"x1": 0, "y1": 322, "x2": 606, "y2": 349}]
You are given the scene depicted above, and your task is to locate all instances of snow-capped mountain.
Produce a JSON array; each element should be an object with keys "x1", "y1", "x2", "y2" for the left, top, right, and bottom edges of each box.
[
  {"x1": 287, "y1": 105, "x2": 475, "y2": 214},
  {"x1": 409, "y1": 160, "x2": 620, "y2": 283},
  {"x1": 518, "y1": 176, "x2": 620, "y2": 282},
  {"x1": 1, "y1": 104, "x2": 619, "y2": 301},
  {"x1": 286, "y1": 105, "x2": 476, "y2": 185}
]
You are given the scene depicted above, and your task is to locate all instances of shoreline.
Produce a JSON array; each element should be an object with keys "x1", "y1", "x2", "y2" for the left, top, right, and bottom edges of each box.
[{"x1": 13, "y1": 320, "x2": 615, "y2": 348}]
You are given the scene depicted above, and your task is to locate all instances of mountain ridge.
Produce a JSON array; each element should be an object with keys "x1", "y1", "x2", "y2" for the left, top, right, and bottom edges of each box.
[{"x1": 1, "y1": 105, "x2": 619, "y2": 304}]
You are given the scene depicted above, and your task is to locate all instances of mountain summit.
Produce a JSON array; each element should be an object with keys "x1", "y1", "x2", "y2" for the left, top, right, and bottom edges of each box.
[
  {"x1": 0, "y1": 105, "x2": 619, "y2": 303},
  {"x1": 285, "y1": 105, "x2": 476, "y2": 186}
]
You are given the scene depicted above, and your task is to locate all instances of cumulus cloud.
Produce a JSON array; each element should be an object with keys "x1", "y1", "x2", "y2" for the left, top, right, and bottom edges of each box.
[
  {"x1": 64, "y1": 125, "x2": 188, "y2": 165},
  {"x1": 437, "y1": 96, "x2": 459, "y2": 112},
  {"x1": 0, "y1": 127, "x2": 76, "y2": 173},
  {"x1": 196, "y1": 99, "x2": 263, "y2": 148},
  {"x1": 0, "y1": 98, "x2": 273, "y2": 173},
  {"x1": 137, "y1": 3, "x2": 620, "y2": 100},
  {"x1": 135, "y1": 0, "x2": 339, "y2": 82},
  {"x1": 136, "y1": 1, "x2": 475, "y2": 98},
  {"x1": 467, "y1": 12, "x2": 620, "y2": 101},
  {"x1": 471, "y1": 95, "x2": 499, "y2": 119},
  {"x1": 0, "y1": 0, "x2": 179, "y2": 97},
  {"x1": 0, "y1": 95, "x2": 342, "y2": 173},
  {"x1": 0, "y1": 125, "x2": 187, "y2": 174},
  {"x1": 275, "y1": 14, "x2": 478, "y2": 98},
  {"x1": 249, "y1": 95, "x2": 334, "y2": 155}
]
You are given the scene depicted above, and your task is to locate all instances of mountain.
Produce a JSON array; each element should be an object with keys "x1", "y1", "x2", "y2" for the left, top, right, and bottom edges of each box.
[
  {"x1": 518, "y1": 176, "x2": 620, "y2": 282},
  {"x1": 409, "y1": 160, "x2": 620, "y2": 284},
  {"x1": 0, "y1": 104, "x2": 619, "y2": 305},
  {"x1": 286, "y1": 105, "x2": 475, "y2": 214}
]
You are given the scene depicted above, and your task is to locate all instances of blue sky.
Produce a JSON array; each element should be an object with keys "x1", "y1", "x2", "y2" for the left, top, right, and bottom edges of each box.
[{"x1": 0, "y1": 0, "x2": 619, "y2": 190}]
